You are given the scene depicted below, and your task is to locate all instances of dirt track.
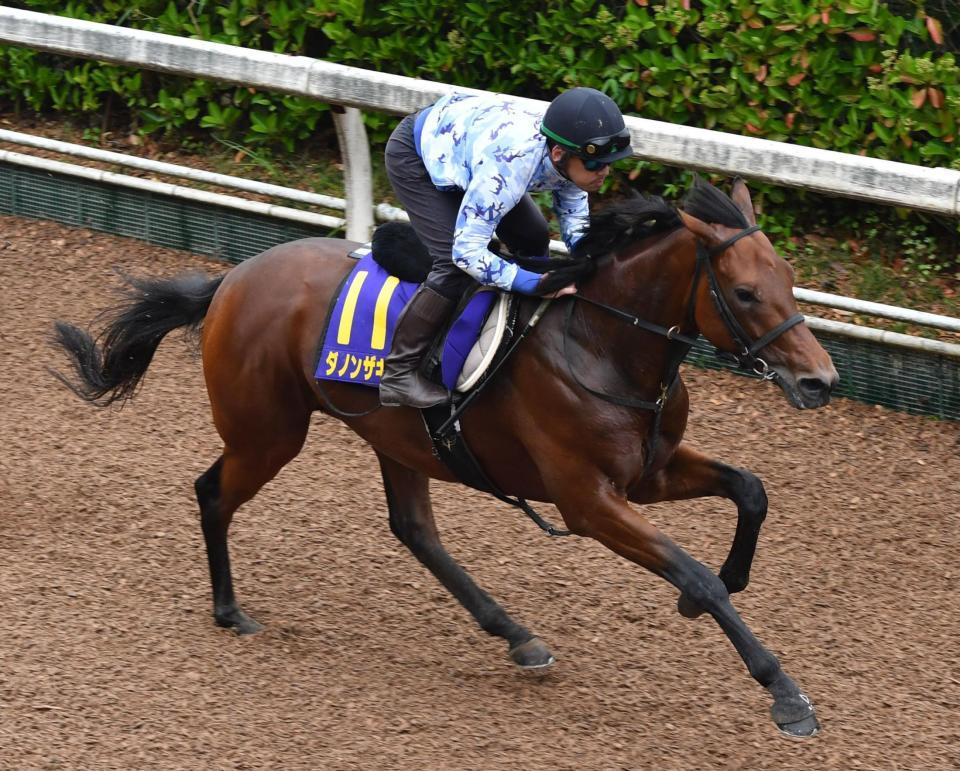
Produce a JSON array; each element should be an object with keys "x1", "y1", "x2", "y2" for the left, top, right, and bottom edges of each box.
[{"x1": 2, "y1": 215, "x2": 959, "y2": 770}]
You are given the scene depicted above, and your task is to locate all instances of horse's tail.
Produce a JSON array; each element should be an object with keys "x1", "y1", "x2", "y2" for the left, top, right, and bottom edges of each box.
[{"x1": 52, "y1": 271, "x2": 225, "y2": 407}]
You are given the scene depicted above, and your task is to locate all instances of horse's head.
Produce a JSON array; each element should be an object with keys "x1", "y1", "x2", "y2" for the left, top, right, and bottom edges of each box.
[{"x1": 678, "y1": 179, "x2": 838, "y2": 409}]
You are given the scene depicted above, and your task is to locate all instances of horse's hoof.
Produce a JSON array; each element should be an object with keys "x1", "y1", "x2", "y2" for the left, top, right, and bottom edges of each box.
[
  {"x1": 509, "y1": 637, "x2": 555, "y2": 674},
  {"x1": 215, "y1": 610, "x2": 264, "y2": 636},
  {"x1": 772, "y1": 693, "x2": 819, "y2": 739},
  {"x1": 776, "y1": 712, "x2": 821, "y2": 739},
  {"x1": 677, "y1": 594, "x2": 706, "y2": 619}
]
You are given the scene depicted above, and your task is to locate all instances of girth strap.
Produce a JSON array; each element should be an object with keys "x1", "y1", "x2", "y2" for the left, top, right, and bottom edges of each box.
[
  {"x1": 424, "y1": 297, "x2": 572, "y2": 537},
  {"x1": 423, "y1": 404, "x2": 571, "y2": 536}
]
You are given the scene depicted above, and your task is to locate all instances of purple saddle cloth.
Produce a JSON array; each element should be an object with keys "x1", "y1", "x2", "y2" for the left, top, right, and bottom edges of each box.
[{"x1": 315, "y1": 250, "x2": 496, "y2": 390}]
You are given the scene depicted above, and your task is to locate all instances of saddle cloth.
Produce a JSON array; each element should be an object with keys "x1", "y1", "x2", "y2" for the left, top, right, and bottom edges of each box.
[{"x1": 314, "y1": 248, "x2": 510, "y2": 392}]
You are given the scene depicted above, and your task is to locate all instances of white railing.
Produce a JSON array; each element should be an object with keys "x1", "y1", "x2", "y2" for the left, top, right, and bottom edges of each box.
[
  {"x1": 0, "y1": 7, "x2": 958, "y2": 357},
  {"x1": 2, "y1": 7, "x2": 959, "y2": 217},
  {"x1": 4, "y1": 128, "x2": 959, "y2": 359}
]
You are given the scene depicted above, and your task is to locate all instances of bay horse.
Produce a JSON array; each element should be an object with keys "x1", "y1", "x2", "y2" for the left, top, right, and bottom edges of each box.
[{"x1": 53, "y1": 178, "x2": 837, "y2": 738}]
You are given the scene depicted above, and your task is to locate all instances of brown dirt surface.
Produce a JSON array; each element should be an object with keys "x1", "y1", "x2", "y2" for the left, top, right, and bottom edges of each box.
[{"x1": 2, "y1": 214, "x2": 959, "y2": 771}]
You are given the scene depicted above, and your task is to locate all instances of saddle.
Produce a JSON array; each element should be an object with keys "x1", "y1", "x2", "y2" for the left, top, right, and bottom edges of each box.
[{"x1": 314, "y1": 245, "x2": 516, "y2": 394}]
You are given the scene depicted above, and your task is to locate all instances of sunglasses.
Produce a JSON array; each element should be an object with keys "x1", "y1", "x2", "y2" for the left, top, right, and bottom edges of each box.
[{"x1": 581, "y1": 157, "x2": 610, "y2": 172}]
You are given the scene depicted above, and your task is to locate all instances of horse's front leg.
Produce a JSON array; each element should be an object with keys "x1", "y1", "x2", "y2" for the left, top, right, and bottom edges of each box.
[
  {"x1": 549, "y1": 472, "x2": 819, "y2": 738},
  {"x1": 629, "y1": 443, "x2": 767, "y2": 618}
]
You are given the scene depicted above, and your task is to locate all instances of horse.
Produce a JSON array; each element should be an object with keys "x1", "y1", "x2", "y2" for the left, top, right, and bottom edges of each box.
[{"x1": 52, "y1": 177, "x2": 838, "y2": 738}]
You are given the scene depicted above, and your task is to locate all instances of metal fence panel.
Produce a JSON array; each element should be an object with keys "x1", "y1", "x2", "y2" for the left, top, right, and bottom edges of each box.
[{"x1": 0, "y1": 162, "x2": 324, "y2": 262}]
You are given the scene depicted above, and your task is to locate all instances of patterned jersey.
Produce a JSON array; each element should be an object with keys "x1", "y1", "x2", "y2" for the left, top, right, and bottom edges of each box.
[{"x1": 418, "y1": 92, "x2": 589, "y2": 290}]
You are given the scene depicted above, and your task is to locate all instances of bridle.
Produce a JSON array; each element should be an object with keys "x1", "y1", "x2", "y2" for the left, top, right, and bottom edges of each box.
[
  {"x1": 564, "y1": 223, "x2": 805, "y2": 469},
  {"x1": 693, "y1": 224, "x2": 804, "y2": 380}
]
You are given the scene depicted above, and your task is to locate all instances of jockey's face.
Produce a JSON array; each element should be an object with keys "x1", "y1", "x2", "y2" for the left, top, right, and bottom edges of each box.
[{"x1": 550, "y1": 144, "x2": 609, "y2": 192}]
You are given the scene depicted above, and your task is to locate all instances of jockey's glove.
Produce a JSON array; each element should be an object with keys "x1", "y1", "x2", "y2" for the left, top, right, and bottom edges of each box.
[
  {"x1": 511, "y1": 257, "x2": 596, "y2": 295},
  {"x1": 510, "y1": 267, "x2": 544, "y2": 294},
  {"x1": 534, "y1": 260, "x2": 596, "y2": 295}
]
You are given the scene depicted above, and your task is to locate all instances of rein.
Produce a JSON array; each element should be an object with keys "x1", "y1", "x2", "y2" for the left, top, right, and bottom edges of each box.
[
  {"x1": 563, "y1": 296, "x2": 697, "y2": 411},
  {"x1": 563, "y1": 223, "x2": 805, "y2": 474}
]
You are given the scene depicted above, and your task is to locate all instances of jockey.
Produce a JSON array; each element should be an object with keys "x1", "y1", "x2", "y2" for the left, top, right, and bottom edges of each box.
[{"x1": 379, "y1": 86, "x2": 633, "y2": 408}]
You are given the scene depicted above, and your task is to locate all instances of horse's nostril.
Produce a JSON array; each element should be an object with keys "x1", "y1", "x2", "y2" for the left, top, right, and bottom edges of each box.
[{"x1": 798, "y1": 377, "x2": 830, "y2": 398}]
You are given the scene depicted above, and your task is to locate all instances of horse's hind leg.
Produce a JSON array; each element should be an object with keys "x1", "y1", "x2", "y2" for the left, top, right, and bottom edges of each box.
[
  {"x1": 376, "y1": 451, "x2": 553, "y2": 671},
  {"x1": 195, "y1": 417, "x2": 309, "y2": 634},
  {"x1": 630, "y1": 443, "x2": 768, "y2": 619}
]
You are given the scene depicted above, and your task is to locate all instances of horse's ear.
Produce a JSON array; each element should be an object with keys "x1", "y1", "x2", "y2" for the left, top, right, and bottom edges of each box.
[
  {"x1": 730, "y1": 177, "x2": 757, "y2": 226},
  {"x1": 678, "y1": 209, "x2": 723, "y2": 245}
]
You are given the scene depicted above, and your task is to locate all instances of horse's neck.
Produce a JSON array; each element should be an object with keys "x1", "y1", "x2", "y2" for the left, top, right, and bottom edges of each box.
[
  {"x1": 570, "y1": 228, "x2": 699, "y2": 387},
  {"x1": 594, "y1": 227, "x2": 697, "y2": 330}
]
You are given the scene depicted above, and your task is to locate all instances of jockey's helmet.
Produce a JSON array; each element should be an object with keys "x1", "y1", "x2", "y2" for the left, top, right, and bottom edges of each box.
[{"x1": 540, "y1": 87, "x2": 633, "y2": 164}]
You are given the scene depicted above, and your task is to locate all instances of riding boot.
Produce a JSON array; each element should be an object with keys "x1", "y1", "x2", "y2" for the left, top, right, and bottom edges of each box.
[{"x1": 379, "y1": 285, "x2": 455, "y2": 408}]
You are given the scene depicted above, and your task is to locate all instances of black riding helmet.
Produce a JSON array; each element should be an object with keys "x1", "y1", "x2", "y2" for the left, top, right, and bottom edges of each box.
[{"x1": 540, "y1": 87, "x2": 633, "y2": 163}]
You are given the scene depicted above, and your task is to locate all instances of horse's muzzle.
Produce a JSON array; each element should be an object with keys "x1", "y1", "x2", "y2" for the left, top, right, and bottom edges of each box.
[{"x1": 777, "y1": 366, "x2": 839, "y2": 409}]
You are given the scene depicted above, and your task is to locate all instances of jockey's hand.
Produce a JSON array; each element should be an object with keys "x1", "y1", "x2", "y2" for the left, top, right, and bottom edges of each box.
[
  {"x1": 534, "y1": 266, "x2": 582, "y2": 297},
  {"x1": 536, "y1": 277, "x2": 577, "y2": 298}
]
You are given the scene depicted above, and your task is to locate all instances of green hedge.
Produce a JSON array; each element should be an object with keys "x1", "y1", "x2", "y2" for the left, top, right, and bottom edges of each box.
[
  {"x1": 1, "y1": 0, "x2": 957, "y2": 170},
  {"x1": 329, "y1": 0, "x2": 960, "y2": 171},
  {"x1": 3, "y1": 0, "x2": 960, "y2": 280}
]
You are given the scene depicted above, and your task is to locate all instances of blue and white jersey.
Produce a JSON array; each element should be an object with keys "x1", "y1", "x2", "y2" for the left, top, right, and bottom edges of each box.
[{"x1": 418, "y1": 92, "x2": 589, "y2": 291}]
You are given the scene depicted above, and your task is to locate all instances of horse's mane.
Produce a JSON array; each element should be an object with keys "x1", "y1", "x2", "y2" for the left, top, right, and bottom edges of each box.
[
  {"x1": 572, "y1": 177, "x2": 748, "y2": 260},
  {"x1": 571, "y1": 193, "x2": 680, "y2": 259}
]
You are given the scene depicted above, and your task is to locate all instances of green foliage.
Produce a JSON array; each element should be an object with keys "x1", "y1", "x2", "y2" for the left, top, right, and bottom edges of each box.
[
  {"x1": 320, "y1": 0, "x2": 960, "y2": 171},
  {"x1": 0, "y1": 0, "x2": 958, "y2": 281},
  {"x1": 2, "y1": 0, "x2": 958, "y2": 166},
  {"x1": 0, "y1": 0, "x2": 329, "y2": 150}
]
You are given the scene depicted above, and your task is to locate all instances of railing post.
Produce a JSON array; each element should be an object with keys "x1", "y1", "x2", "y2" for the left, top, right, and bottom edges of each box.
[{"x1": 332, "y1": 105, "x2": 374, "y2": 242}]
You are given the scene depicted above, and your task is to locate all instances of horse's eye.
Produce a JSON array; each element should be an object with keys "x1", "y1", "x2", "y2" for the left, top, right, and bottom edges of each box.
[{"x1": 734, "y1": 287, "x2": 757, "y2": 304}]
